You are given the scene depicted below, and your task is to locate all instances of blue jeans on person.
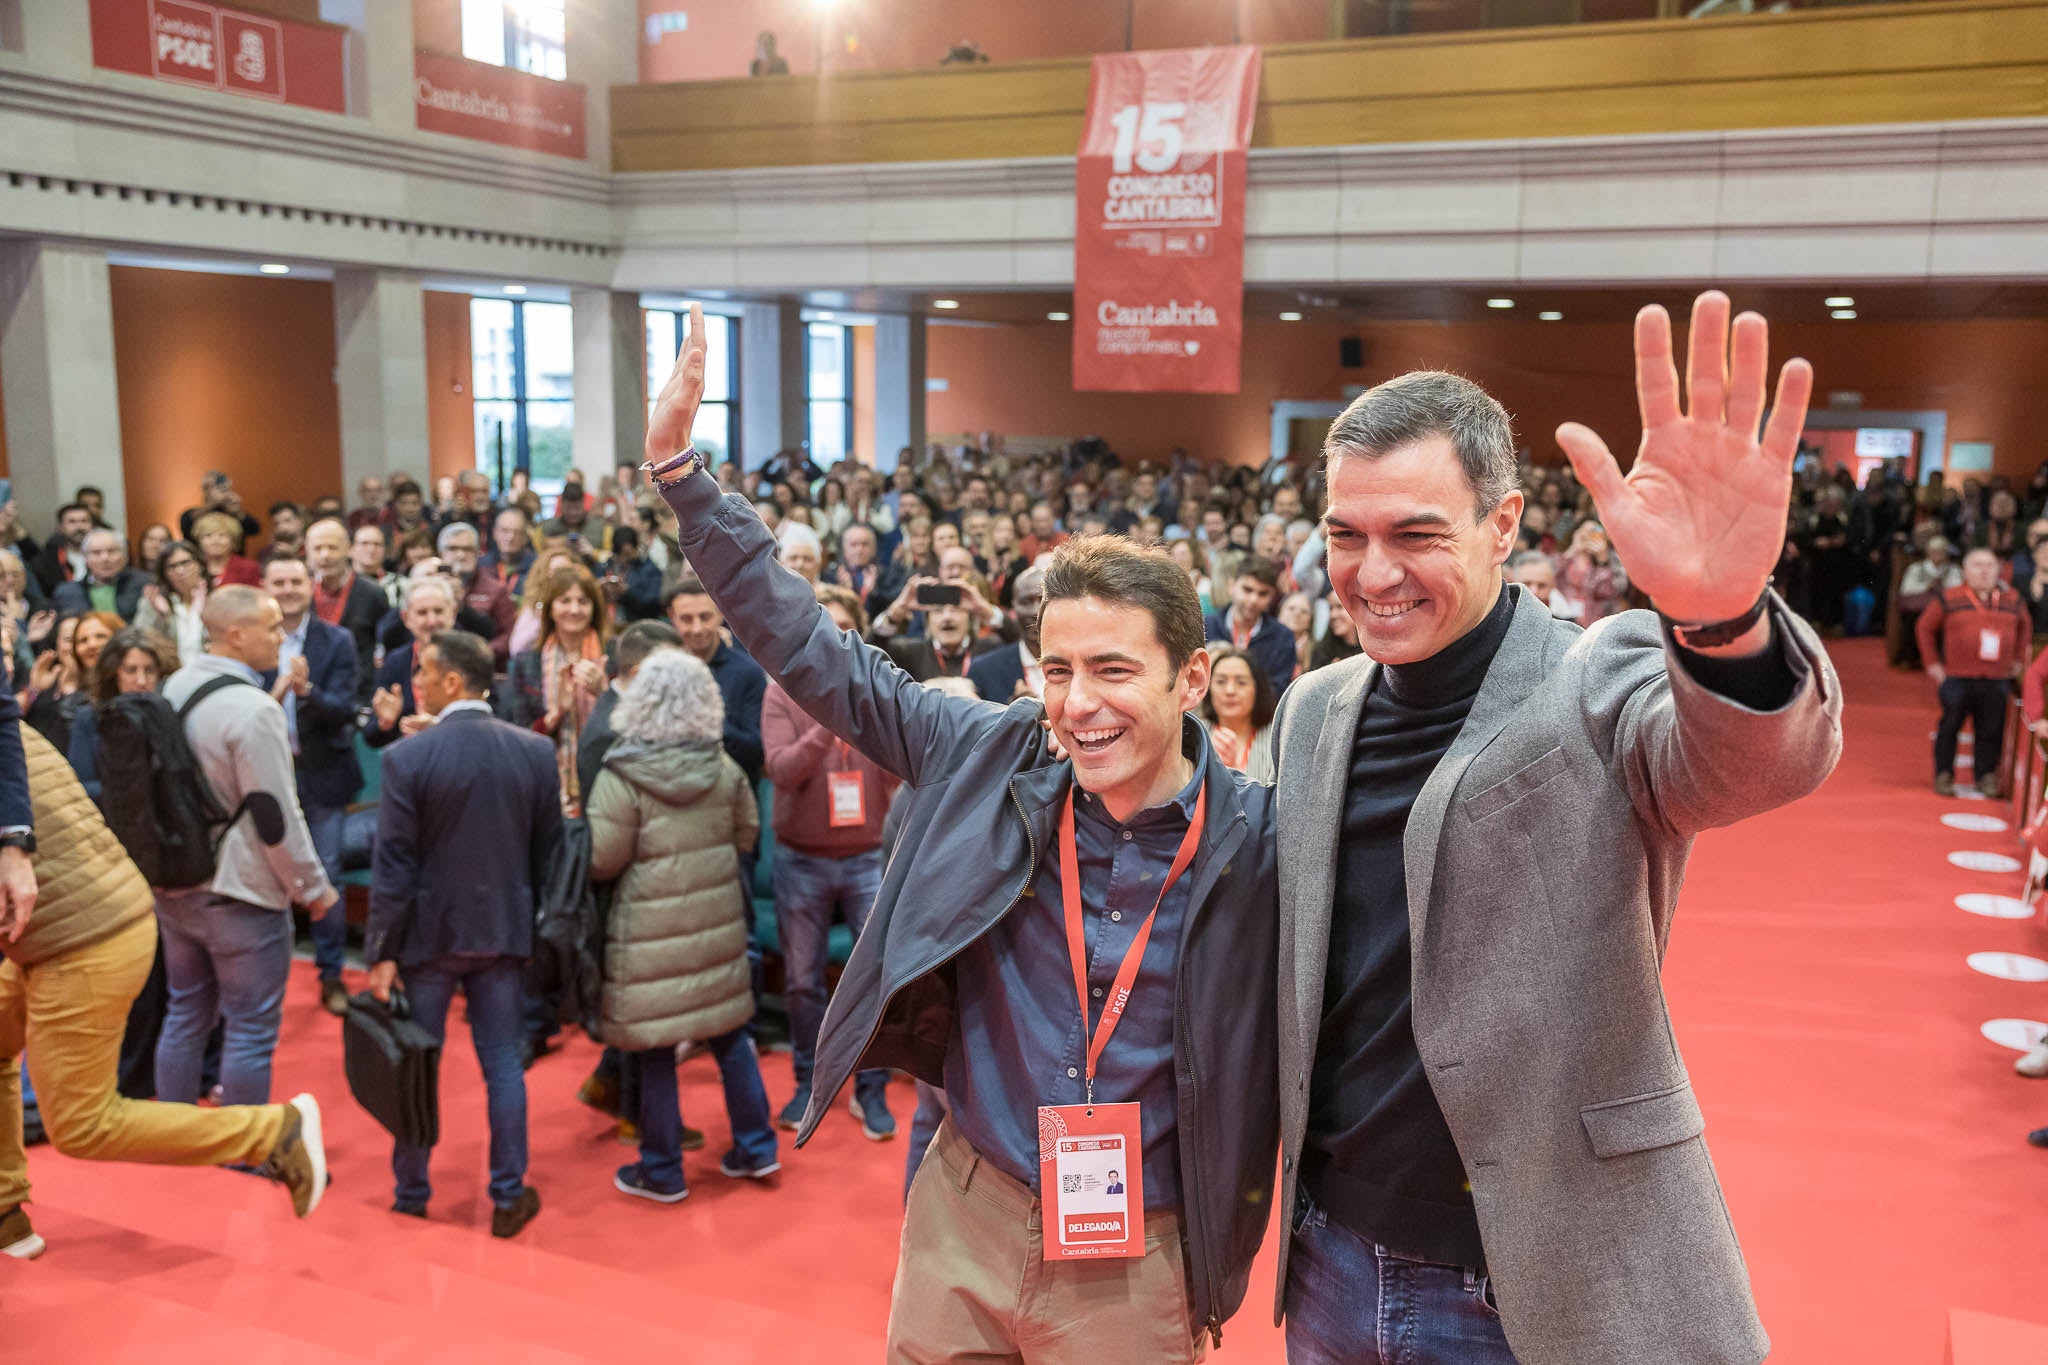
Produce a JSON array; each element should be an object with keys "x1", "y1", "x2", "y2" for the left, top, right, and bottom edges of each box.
[
  {"x1": 904, "y1": 1080, "x2": 948, "y2": 1203},
  {"x1": 772, "y1": 847, "x2": 887, "y2": 1108},
  {"x1": 303, "y1": 801, "x2": 348, "y2": 982},
  {"x1": 392, "y1": 954, "x2": 530, "y2": 1211},
  {"x1": 1284, "y1": 1192, "x2": 1519, "y2": 1365},
  {"x1": 154, "y1": 891, "x2": 293, "y2": 1107},
  {"x1": 632, "y1": 1028, "x2": 778, "y2": 1191}
]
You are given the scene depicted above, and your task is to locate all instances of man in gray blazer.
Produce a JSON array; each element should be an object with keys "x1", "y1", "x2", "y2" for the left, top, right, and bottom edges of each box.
[{"x1": 1274, "y1": 293, "x2": 1842, "y2": 1365}]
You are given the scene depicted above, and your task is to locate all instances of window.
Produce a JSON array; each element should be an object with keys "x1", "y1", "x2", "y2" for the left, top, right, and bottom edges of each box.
[
  {"x1": 461, "y1": 0, "x2": 567, "y2": 81},
  {"x1": 807, "y1": 322, "x2": 851, "y2": 468},
  {"x1": 471, "y1": 298, "x2": 575, "y2": 494},
  {"x1": 645, "y1": 308, "x2": 738, "y2": 467}
]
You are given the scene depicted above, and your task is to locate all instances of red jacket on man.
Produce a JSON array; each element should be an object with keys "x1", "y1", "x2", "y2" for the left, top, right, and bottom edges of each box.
[
  {"x1": 1917, "y1": 583, "x2": 2031, "y2": 680},
  {"x1": 761, "y1": 681, "x2": 900, "y2": 859}
]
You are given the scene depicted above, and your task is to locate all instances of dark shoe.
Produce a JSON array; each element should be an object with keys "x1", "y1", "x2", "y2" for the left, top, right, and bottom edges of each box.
[
  {"x1": 0, "y1": 1204, "x2": 45, "y2": 1260},
  {"x1": 719, "y1": 1152, "x2": 783, "y2": 1181},
  {"x1": 21, "y1": 1103, "x2": 44, "y2": 1147},
  {"x1": 776, "y1": 1085, "x2": 811, "y2": 1132},
  {"x1": 613, "y1": 1164, "x2": 688, "y2": 1204},
  {"x1": 391, "y1": 1202, "x2": 427, "y2": 1219},
  {"x1": 255, "y1": 1093, "x2": 328, "y2": 1218},
  {"x1": 320, "y1": 979, "x2": 351, "y2": 1017},
  {"x1": 681, "y1": 1125, "x2": 706, "y2": 1153},
  {"x1": 1934, "y1": 774, "x2": 1956, "y2": 797},
  {"x1": 490, "y1": 1186, "x2": 541, "y2": 1238},
  {"x1": 2028, "y1": 1127, "x2": 2048, "y2": 1149},
  {"x1": 576, "y1": 1074, "x2": 620, "y2": 1118},
  {"x1": 850, "y1": 1091, "x2": 896, "y2": 1141},
  {"x1": 1979, "y1": 776, "x2": 2005, "y2": 800}
]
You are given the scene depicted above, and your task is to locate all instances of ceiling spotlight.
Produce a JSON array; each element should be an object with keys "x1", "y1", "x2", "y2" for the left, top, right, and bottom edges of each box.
[
  {"x1": 1047, "y1": 311, "x2": 1070, "y2": 321},
  {"x1": 814, "y1": 311, "x2": 836, "y2": 322},
  {"x1": 1831, "y1": 309, "x2": 1857, "y2": 320},
  {"x1": 1278, "y1": 311, "x2": 1303, "y2": 322},
  {"x1": 258, "y1": 263, "x2": 290, "y2": 275},
  {"x1": 504, "y1": 284, "x2": 527, "y2": 296},
  {"x1": 1486, "y1": 298, "x2": 1514, "y2": 309},
  {"x1": 1824, "y1": 295, "x2": 1854, "y2": 308},
  {"x1": 1538, "y1": 310, "x2": 1564, "y2": 322},
  {"x1": 932, "y1": 298, "x2": 960, "y2": 310}
]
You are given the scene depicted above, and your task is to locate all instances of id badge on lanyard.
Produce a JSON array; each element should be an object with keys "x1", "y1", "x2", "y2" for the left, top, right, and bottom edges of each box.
[
  {"x1": 826, "y1": 743, "x2": 866, "y2": 828},
  {"x1": 1980, "y1": 627, "x2": 2005, "y2": 664},
  {"x1": 1036, "y1": 781, "x2": 1206, "y2": 1262}
]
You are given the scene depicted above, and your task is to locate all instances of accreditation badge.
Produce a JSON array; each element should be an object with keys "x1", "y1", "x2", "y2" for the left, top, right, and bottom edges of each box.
[
  {"x1": 1981, "y1": 627, "x2": 2004, "y2": 663},
  {"x1": 827, "y1": 768, "x2": 866, "y2": 827},
  {"x1": 1038, "y1": 1102, "x2": 1145, "y2": 1260}
]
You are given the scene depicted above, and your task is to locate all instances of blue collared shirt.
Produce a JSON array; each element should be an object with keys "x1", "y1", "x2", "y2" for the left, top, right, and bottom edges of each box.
[
  {"x1": 944, "y1": 726, "x2": 1210, "y2": 1211},
  {"x1": 276, "y1": 614, "x2": 309, "y2": 754}
]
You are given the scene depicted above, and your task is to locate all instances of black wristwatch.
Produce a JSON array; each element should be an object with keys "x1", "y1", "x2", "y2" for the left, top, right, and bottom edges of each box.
[
  {"x1": 1664, "y1": 582, "x2": 1773, "y2": 651},
  {"x1": 0, "y1": 828, "x2": 36, "y2": 855}
]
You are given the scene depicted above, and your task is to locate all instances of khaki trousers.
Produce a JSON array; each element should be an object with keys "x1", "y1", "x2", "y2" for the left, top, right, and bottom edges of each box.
[
  {"x1": 0, "y1": 914, "x2": 286, "y2": 1210},
  {"x1": 887, "y1": 1119, "x2": 1206, "y2": 1365}
]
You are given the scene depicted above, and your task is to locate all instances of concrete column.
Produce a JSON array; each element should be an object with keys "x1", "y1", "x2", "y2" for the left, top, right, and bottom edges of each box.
[
  {"x1": 332, "y1": 269, "x2": 431, "y2": 494},
  {"x1": 570, "y1": 288, "x2": 644, "y2": 483},
  {"x1": 319, "y1": 0, "x2": 417, "y2": 131},
  {"x1": 0, "y1": 240, "x2": 127, "y2": 530},
  {"x1": 565, "y1": 0, "x2": 641, "y2": 172},
  {"x1": 740, "y1": 299, "x2": 805, "y2": 473},
  {"x1": 873, "y1": 313, "x2": 927, "y2": 474},
  {"x1": 16, "y1": 0, "x2": 93, "y2": 73}
]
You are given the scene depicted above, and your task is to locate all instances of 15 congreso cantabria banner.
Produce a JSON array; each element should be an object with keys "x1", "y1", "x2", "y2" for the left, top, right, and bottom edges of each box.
[{"x1": 1072, "y1": 45, "x2": 1260, "y2": 394}]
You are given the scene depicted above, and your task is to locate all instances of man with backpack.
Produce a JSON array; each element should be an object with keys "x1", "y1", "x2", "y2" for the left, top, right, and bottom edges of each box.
[{"x1": 155, "y1": 586, "x2": 339, "y2": 1108}]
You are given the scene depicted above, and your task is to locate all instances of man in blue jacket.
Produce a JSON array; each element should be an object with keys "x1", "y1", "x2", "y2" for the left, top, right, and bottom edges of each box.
[
  {"x1": 646, "y1": 306, "x2": 1278, "y2": 1362},
  {"x1": 1203, "y1": 553, "x2": 1297, "y2": 696},
  {"x1": 259, "y1": 557, "x2": 362, "y2": 1017},
  {"x1": 366, "y1": 629, "x2": 559, "y2": 1238}
]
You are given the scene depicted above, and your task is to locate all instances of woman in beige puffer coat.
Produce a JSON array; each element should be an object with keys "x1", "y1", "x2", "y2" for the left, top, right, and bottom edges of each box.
[{"x1": 586, "y1": 649, "x2": 778, "y2": 1201}]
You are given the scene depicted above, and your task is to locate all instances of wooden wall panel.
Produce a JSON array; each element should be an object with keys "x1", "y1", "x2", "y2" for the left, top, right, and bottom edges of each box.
[{"x1": 611, "y1": 0, "x2": 2048, "y2": 172}]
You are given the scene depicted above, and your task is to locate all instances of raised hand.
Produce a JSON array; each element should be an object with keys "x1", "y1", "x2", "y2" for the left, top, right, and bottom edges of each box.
[
  {"x1": 646, "y1": 302, "x2": 708, "y2": 473},
  {"x1": 1555, "y1": 291, "x2": 1813, "y2": 626},
  {"x1": 371, "y1": 684, "x2": 404, "y2": 731}
]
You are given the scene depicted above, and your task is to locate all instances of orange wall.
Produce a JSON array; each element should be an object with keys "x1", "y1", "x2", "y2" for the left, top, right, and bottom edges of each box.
[
  {"x1": 412, "y1": 0, "x2": 462, "y2": 55},
  {"x1": 110, "y1": 266, "x2": 343, "y2": 542},
  {"x1": 925, "y1": 316, "x2": 2048, "y2": 480},
  {"x1": 638, "y1": 0, "x2": 1328, "y2": 82},
  {"x1": 424, "y1": 289, "x2": 475, "y2": 484},
  {"x1": 851, "y1": 323, "x2": 876, "y2": 463}
]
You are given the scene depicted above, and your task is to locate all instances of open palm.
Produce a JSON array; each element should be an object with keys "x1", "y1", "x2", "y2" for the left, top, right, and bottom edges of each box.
[
  {"x1": 646, "y1": 302, "x2": 708, "y2": 469},
  {"x1": 1556, "y1": 292, "x2": 1813, "y2": 625}
]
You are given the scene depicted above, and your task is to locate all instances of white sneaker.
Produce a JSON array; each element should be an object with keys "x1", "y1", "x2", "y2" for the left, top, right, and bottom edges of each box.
[{"x1": 2017, "y1": 1038, "x2": 2048, "y2": 1079}]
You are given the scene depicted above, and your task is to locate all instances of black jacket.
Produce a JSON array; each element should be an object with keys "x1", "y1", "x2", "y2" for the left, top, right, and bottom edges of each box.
[
  {"x1": 259, "y1": 618, "x2": 363, "y2": 810},
  {"x1": 324, "y1": 574, "x2": 391, "y2": 704},
  {"x1": 52, "y1": 568, "x2": 149, "y2": 622},
  {"x1": 661, "y1": 471, "x2": 1280, "y2": 1345}
]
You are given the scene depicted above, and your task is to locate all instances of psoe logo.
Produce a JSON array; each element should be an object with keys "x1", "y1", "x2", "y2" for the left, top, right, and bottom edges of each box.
[
  {"x1": 1094, "y1": 299, "x2": 1219, "y2": 328},
  {"x1": 232, "y1": 29, "x2": 267, "y2": 83}
]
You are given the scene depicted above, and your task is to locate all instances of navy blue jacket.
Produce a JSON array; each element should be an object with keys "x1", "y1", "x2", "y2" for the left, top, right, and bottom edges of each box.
[
  {"x1": 706, "y1": 641, "x2": 766, "y2": 781},
  {"x1": 966, "y1": 642, "x2": 1029, "y2": 703},
  {"x1": 365, "y1": 707, "x2": 562, "y2": 970},
  {"x1": 364, "y1": 646, "x2": 416, "y2": 750},
  {"x1": 1204, "y1": 607, "x2": 1298, "y2": 697},
  {"x1": 260, "y1": 617, "x2": 362, "y2": 810}
]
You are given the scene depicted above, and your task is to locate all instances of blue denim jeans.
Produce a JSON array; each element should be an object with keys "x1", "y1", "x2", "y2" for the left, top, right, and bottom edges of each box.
[
  {"x1": 392, "y1": 954, "x2": 529, "y2": 1210},
  {"x1": 1284, "y1": 1193, "x2": 1518, "y2": 1365},
  {"x1": 154, "y1": 891, "x2": 292, "y2": 1107},
  {"x1": 632, "y1": 1029, "x2": 778, "y2": 1191},
  {"x1": 303, "y1": 801, "x2": 347, "y2": 981},
  {"x1": 772, "y1": 847, "x2": 886, "y2": 1108}
]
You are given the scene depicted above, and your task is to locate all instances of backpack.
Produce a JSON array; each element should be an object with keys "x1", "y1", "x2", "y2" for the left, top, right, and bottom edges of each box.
[{"x1": 98, "y1": 675, "x2": 256, "y2": 889}]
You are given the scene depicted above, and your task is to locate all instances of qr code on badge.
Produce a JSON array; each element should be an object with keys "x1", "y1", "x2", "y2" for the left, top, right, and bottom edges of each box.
[{"x1": 1061, "y1": 1174, "x2": 1083, "y2": 1194}]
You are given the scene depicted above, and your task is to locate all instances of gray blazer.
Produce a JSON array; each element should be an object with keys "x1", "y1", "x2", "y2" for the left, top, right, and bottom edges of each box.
[{"x1": 1272, "y1": 585, "x2": 1841, "y2": 1365}]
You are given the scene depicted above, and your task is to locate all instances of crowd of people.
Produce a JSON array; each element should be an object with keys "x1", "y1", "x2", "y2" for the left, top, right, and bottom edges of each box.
[{"x1": 0, "y1": 290, "x2": 2035, "y2": 1359}]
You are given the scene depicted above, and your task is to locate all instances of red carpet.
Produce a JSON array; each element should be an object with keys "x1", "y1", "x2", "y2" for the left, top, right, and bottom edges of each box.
[{"x1": 3, "y1": 637, "x2": 2044, "y2": 1362}]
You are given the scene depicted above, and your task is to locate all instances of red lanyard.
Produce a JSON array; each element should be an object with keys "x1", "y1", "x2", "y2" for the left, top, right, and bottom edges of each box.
[
  {"x1": 1057, "y1": 779, "x2": 1207, "y2": 1105},
  {"x1": 1231, "y1": 616, "x2": 1253, "y2": 650}
]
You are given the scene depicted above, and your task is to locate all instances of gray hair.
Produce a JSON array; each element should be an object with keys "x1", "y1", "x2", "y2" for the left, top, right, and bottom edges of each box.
[
  {"x1": 436, "y1": 522, "x2": 479, "y2": 554},
  {"x1": 1506, "y1": 549, "x2": 1552, "y2": 573},
  {"x1": 776, "y1": 521, "x2": 823, "y2": 561},
  {"x1": 84, "y1": 528, "x2": 125, "y2": 555},
  {"x1": 405, "y1": 574, "x2": 457, "y2": 612},
  {"x1": 611, "y1": 648, "x2": 725, "y2": 748},
  {"x1": 1324, "y1": 371, "x2": 1518, "y2": 519}
]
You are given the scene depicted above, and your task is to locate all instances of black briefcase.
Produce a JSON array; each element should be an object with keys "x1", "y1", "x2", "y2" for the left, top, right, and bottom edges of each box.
[{"x1": 343, "y1": 988, "x2": 441, "y2": 1148}]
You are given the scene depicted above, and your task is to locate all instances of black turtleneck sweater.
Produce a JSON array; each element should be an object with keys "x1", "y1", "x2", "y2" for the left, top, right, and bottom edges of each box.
[{"x1": 1303, "y1": 587, "x2": 1514, "y2": 1269}]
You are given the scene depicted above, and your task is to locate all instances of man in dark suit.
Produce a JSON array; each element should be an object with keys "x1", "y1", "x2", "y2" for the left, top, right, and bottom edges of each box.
[
  {"x1": 30, "y1": 505, "x2": 95, "y2": 598},
  {"x1": 304, "y1": 519, "x2": 389, "y2": 703},
  {"x1": 258, "y1": 558, "x2": 362, "y2": 1017},
  {"x1": 366, "y1": 629, "x2": 559, "y2": 1239},
  {"x1": 365, "y1": 576, "x2": 456, "y2": 750},
  {"x1": 967, "y1": 565, "x2": 1046, "y2": 704},
  {"x1": 1203, "y1": 553, "x2": 1297, "y2": 697},
  {"x1": 51, "y1": 530, "x2": 149, "y2": 622}
]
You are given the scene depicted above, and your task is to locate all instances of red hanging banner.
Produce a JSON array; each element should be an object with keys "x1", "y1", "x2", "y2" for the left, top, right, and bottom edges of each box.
[
  {"x1": 1072, "y1": 46, "x2": 1260, "y2": 395},
  {"x1": 89, "y1": 0, "x2": 348, "y2": 114}
]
